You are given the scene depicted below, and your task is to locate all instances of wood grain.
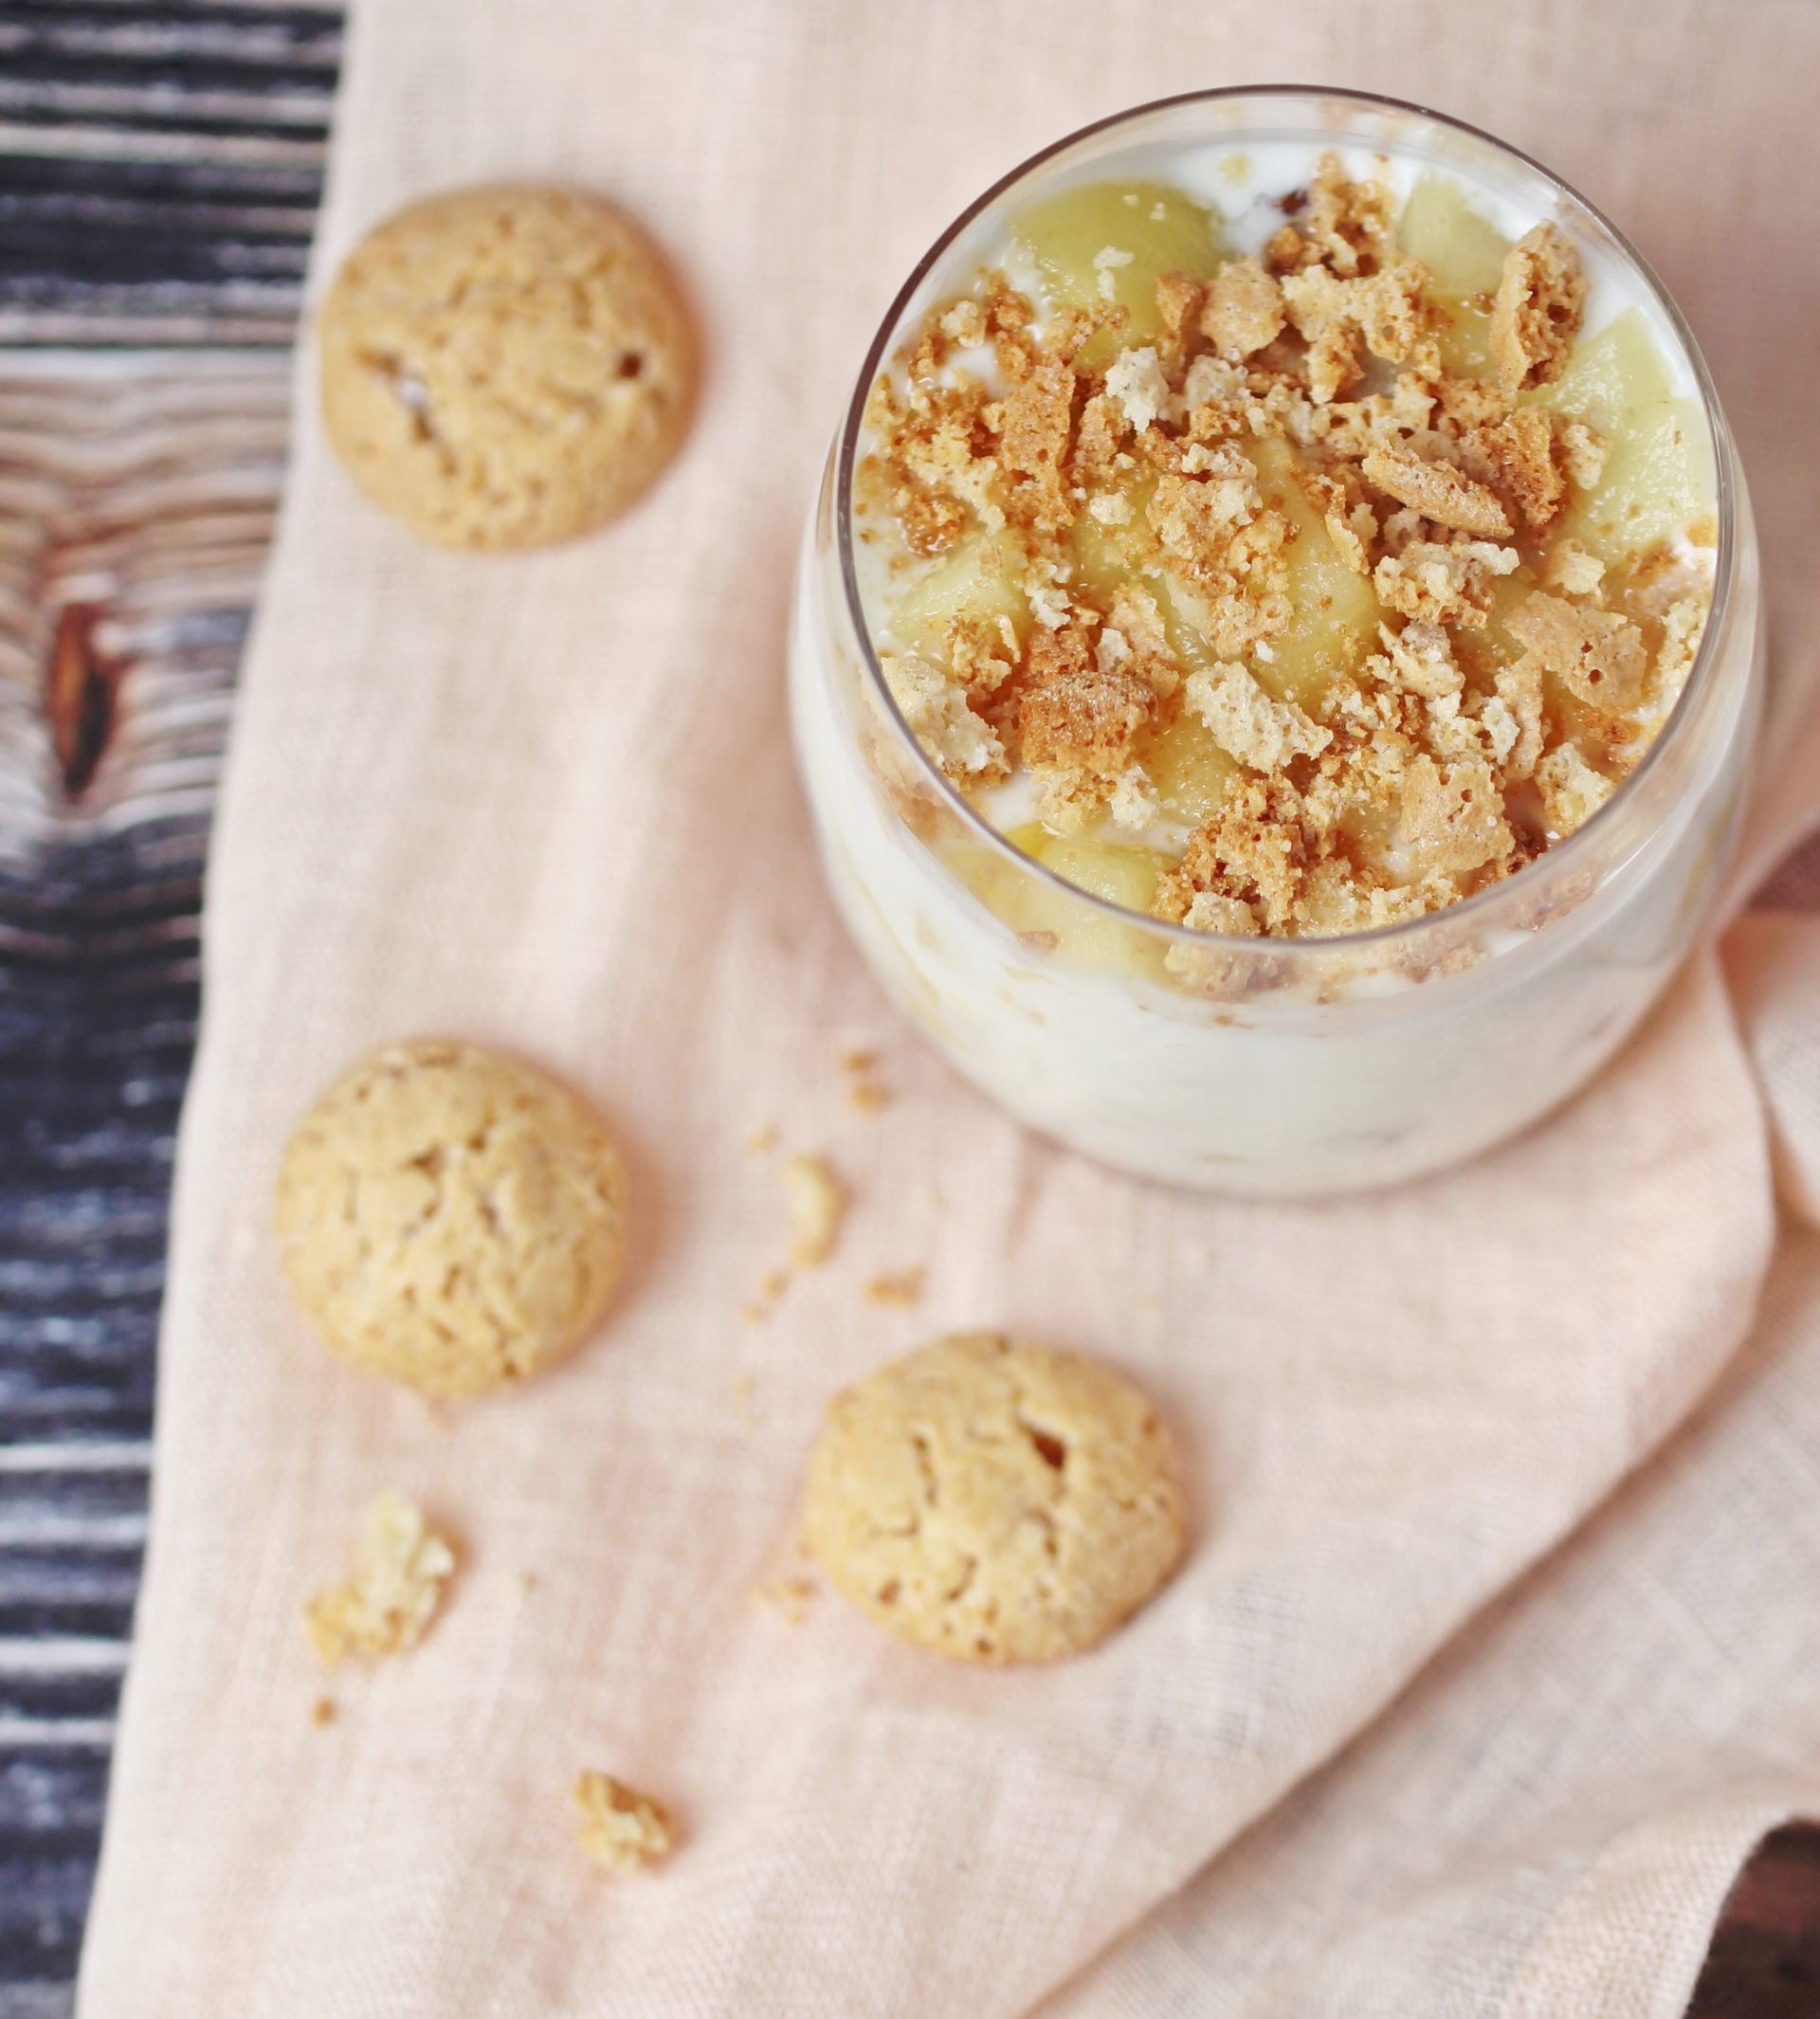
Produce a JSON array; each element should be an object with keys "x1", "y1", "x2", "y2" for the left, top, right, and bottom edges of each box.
[
  {"x1": 0, "y1": 351, "x2": 291, "y2": 2007},
  {"x1": 0, "y1": 6, "x2": 1811, "y2": 2014},
  {"x1": 0, "y1": 5, "x2": 331, "y2": 2003}
]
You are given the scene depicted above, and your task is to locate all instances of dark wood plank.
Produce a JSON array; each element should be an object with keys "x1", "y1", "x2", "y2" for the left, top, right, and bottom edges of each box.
[
  {"x1": 0, "y1": 12, "x2": 321, "y2": 2000},
  {"x1": 1690, "y1": 1828, "x2": 1820, "y2": 2017},
  {"x1": 0, "y1": 351, "x2": 289, "y2": 1995}
]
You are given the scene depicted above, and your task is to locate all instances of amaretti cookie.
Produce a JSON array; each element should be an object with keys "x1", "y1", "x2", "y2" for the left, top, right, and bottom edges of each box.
[
  {"x1": 802, "y1": 1331, "x2": 1185, "y2": 1663},
  {"x1": 319, "y1": 183, "x2": 694, "y2": 548},
  {"x1": 275, "y1": 1039, "x2": 625, "y2": 1398}
]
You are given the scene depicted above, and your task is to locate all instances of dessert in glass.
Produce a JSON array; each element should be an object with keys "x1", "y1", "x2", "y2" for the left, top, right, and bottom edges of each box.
[{"x1": 790, "y1": 88, "x2": 1761, "y2": 1195}]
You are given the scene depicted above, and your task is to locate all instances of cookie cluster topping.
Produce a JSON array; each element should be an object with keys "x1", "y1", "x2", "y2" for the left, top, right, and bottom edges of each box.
[{"x1": 857, "y1": 155, "x2": 1715, "y2": 944}]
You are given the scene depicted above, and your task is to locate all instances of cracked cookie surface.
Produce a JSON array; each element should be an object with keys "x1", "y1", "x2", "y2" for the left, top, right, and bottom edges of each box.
[
  {"x1": 275, "y1": 1039, "x2": 626, "y2": 1398},
  {"x1": 318, "y1": 184, "x2": 694, "y2": 549},
  {"x1": 801, "y1": 1331, "x2": 1185, "y2": 1663}
]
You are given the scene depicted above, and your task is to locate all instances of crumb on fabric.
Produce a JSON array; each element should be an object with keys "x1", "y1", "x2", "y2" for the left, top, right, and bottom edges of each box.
[
  {"x1": 573, "y1": 1772, "x2": 674, "y2": 1876},
  {"x1": 783, "y1": 1155, "x2": 846, "y2": 1267},
  {"x1": 751, "y1": 1573, "x2": 820, "y2": 1624},
  {"x1": 305, "y1": 1491, "x2": 455, "y2": 1666},
  {"x1": 865, "y1": 1267, "x2": 926, "y2": 1307}
]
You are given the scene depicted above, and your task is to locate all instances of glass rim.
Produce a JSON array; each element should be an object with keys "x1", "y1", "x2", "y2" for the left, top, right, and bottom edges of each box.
[{"x1": 833, "y1": 82, "x2": 1738, "y2": 954}]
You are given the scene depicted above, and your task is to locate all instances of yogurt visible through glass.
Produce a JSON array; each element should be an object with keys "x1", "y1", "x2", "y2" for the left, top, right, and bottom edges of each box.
[{"x1": 789, "y1": 89, "x2": 1762, "y2": 1195}]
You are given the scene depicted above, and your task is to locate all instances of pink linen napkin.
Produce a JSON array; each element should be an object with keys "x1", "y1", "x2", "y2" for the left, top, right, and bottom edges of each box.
[{"x1": 77, "y1": 2, "x2": 1820, "y2": 2013}]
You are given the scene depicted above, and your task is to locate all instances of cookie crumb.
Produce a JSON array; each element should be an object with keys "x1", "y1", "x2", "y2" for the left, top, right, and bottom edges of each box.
[
  {"x1": 751, "y1": 1573, "x2": 819, "y2": 1624},
  {"x1": 573, "y1": 1772, "x2": 674, "y2": 1876},
  {"x1": 312, "y1": 1696, "x2": 337, "y2": 1728},
  {"x1": 742, "y1": 1266, "x2": 790, "y2": 1324},
  {"x1": 783, "y1": 1155, "x2": 846, "y2": 1267},
  {"x1": 1490, "y1": 222, "x2": 1587, "y2": 392},
  {"x1": 744, "y1": 1123, "x2": 778, "y2": 1155},
  {"x1": 841, "y1": 1048, "x2": 892, "y2": 1112},
  {"x1": 305, "y1": 1491, "x2": 455, "y2": 1666},
  {"x1": 865, "y1": 1267, "x2": 926, "y2": 1307}
]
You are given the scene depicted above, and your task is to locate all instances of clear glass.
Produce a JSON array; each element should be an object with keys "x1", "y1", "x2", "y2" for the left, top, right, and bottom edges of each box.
[{"x1": 789, "y1": 88, "x2": 1763, "y2": 1195}]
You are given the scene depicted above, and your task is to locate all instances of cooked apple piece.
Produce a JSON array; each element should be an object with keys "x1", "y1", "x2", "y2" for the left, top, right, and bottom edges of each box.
[
  {"x1": 1011, "y1": 179, "x2": 1223, "y2": 370},
  {"x1": 1398, "y1": 174, "x2": 1510, "y2": 296},
  {"x1": 1246, "y1": 436, "x2": 1380, "y2": 711},
  {"x1": 1069, "y1": 472, "x2": 1159, "y2": 596},
  {"x1": 887, "y1": 536, "x2": 1029, "y2": 669},
  {"x1": 962, "y1": 823, "x2": 1171, "y2": 976},
  {"x1": 1398, "y1": 175, "x2": 1509, "y2": 380},
  {"x1": 1139, "y1": 710, "x2": 1239, "y2": 828},
  {"x1": 1533, "y1": 307, "x2": 1714, "y2": 563}
]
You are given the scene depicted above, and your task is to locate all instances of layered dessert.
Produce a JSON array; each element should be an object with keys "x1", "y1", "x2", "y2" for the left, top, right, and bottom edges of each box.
[
  {"x1": 790, "y1": 95, "x2": 1758, "y2": 1191},
  {"x1": 855, "y1": 150, "x2": 1717, "y2": 966}
]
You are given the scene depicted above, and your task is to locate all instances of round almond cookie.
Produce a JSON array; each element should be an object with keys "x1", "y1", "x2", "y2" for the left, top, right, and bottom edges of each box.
[
  {"x1": 802, "y1": 1332, "x2": 1186, "y2": 1664},
  {"x1": 318, "y1": 184, "x2": 694, "y2": 549},
  {"x1": 275, "y1": 1039, "x2": 626, "y2": 1399}
]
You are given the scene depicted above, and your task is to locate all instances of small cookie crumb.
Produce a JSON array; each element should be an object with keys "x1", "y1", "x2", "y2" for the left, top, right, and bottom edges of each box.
[
  {"x1": 841, "y1": 1048, "x2": 893, "y2": 1111},
  {"x1": 573, "y1": 1771, "x2": 674, "y2": 1876},
  {"x1": 742, "y1": 1266, "x2": 790, "y2": 1323},
  {"x1": 783, "y1": 1154, "x2": 846, "y2": 1267},
  {"x1": 751, "y1": 1573, "x2": 819, "y2": 1624},
  {"x1": 1490, "y1": 222, "x2": 1587, "y2": 393},
  {"x1": 744, "y1": 1123, "x2": 778, "y2": 1155},
  {"x1": 865, "y1": 1267, "x2": 926, "y2": 1307},
  {"x1": 305, "y1": 1491, "x2": 455, "y2": 1666},
  {"x1": 312, "y1": 1696, "x2": 337, "y2": 1728}
]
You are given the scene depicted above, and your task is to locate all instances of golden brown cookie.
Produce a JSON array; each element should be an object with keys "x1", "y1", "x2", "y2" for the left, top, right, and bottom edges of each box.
[
  {"x1": 318, "y1": 184, "x2": 694, "y2": 548},
  {"x1": 275, "y1": 1039, "x2": 626, "y2": 1398},
  {"x1": 801, "y1": 1332, "x2": 1185, "y2": 1664}
]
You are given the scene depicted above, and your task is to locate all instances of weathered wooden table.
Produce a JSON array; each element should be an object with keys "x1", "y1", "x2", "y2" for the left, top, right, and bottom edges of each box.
[{"x1": 0, "y1": 6, "x2": 1812, "y2": 2012}]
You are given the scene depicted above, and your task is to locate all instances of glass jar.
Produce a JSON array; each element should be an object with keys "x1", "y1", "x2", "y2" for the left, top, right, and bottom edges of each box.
[{"x1": 789, "y1": 87, "x2": 1762, "y2": 1195}]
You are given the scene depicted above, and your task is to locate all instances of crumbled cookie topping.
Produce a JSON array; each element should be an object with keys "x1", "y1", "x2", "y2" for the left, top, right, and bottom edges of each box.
[
  {"x1": 856, "y1": 155, "x2": 1714, "y2": 955},
  {"x1": 305, "y1": 1491, "x2": 455, "y2": 1666},
  {"x1": 573, "y1": 1772, "x2": 674, "y2": 1876},
  {"x1": 1491, "y1": 223, "x2": 1588, "y2": 392}
]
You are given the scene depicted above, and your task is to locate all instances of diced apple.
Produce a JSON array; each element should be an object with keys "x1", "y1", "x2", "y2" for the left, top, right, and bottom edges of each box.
[
  {"x1": 1397, "y1": 175, "x2": 1511, "y2": 295},
  {"x1": 1537, "y1": 305, "x2": 1674, "y2": 425},
  {"x1": 1433, "y1": 296, "x2": 1497, "y2": 379},
  {"x1": 1011, "y1": 179, "x2": 1223, "y2": 369},
  {"x1": 1398, "y1": 175, "x2": 1509, "y2": 381},
  {"x1": 1069, "y1": 472, "x2": 1158, "y2": 595},
  {"x1": 1140, "y1": 710, "x2": 1239, "y2": 828},
  {"x1": 1534, "y1": 307, "x2": 1715, "y2": 563},
  {"x1": 887, "y1": 536, "x2": 1028, "y2": 666},
  {"x1": 946, "y1": 822, "x2": 1171, "y2": 980},
  {"x1": 1245, "y1": 436, "x2": 1380, "y2": 709}
]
